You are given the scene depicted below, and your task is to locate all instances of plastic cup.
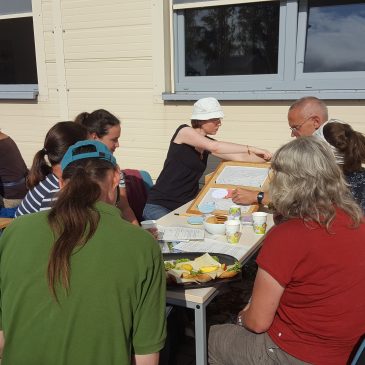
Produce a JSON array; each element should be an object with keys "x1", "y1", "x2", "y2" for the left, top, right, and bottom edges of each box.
[
  {"x1": 140, "y1": 220, "x2": 157, "y2": 230},
  {"x1": 252, "y1": 212, "x2": 268, "y2": 235},
  {"x1": 140, "y1": 220, "x2": 158, "y2": 239},
  {"x1": 241, "y1": 213, "x2": 253, "y2": 226},
  {"x1": 228, "y1": 205, "x2": 241, "y2": 221},
  {"x1": 225, "y1": 220, "x2": 241, "y2": 244}
]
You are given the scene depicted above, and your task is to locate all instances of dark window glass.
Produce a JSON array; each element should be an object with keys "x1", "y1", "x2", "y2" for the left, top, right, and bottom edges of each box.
[
  {"x1": 0, "y1": 17, "x2": 38, "y2": 84},
  {"x1": 184, "y1": 2, "x2": 280, "y2": 77},
  {"x1": 304, "y1": 0, "x2": 365, "y2": 73}
]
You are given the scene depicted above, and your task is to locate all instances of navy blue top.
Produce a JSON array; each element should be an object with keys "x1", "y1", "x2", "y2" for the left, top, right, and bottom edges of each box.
[
  {"x1": 15, "y1": 173, "x2": 59, "y2": 217},
  {"x1": 147, "y1": 124, "x2": 211, "y2": 211},
  {"x1": 346, "y1": 169, "x2": 365, "y2": 214}
]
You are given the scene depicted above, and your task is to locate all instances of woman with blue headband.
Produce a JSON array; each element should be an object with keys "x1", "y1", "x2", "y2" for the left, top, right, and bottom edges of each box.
[{"x1": 0, "y1": 140, "x2": 166, "y2": 365}]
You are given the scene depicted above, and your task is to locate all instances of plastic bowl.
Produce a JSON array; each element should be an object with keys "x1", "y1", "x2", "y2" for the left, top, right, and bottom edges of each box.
[{"x1": 203, "y1": 215, "x2": 227, "y2": 235}]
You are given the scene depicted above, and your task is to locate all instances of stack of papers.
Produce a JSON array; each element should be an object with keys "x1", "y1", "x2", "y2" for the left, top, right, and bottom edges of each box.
[
  {"x1": 162, "y1": 226, "x2": 205, "y2": 241},
  {"x1": 173, "y1": 238, "x2": 249, "y2": 261}
]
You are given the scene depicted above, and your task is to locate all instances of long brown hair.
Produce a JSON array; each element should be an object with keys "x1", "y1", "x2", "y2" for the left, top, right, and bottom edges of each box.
[
  {"x1": 47, "y1": 157, "x2": 117, "y2": 300},
  {"x1": 323, "y1": 122, "x2": 365, "y2": 174},
  {"x1": 27, "y1": 122, "x2": 87, "y2": 189}
]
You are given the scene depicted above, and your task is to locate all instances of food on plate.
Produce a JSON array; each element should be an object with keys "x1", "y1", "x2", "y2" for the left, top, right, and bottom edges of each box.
[
  {"x1": 203, "y1": 216, "x2": 227, "y2": 235},
  {"x1": 164, "y1": 253, "x2": 241, "y2": 284},
  {"x1": 219, "y1": 262, "x2": 241, "y2": 278},
  {"x1": 205, "y1": 215, "x2": 227, "y2": 224},
  {"x1": 200, "y1": 265, "x2": 220, "y2": 273},
  {"x1": 180, "y1": 263, "x2": 193, "y2": 271}
]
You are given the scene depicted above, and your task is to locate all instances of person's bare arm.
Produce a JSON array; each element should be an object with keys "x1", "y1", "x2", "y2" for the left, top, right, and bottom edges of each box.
[
  {"x1": 212, "y1": 145, "x2": 272, "y2": 162},
  {"x1": 175, "y1": 127, "x2": 272, "y2": 161},
  {"x1": 238, "y1": 268, "x2": 284, "y2": 333},
  {"x1": 117, "y1": 187, "x2": 139, "y2": 226},
  {"x1": 132, "y1": 352, "x2": 159, "y2": 365},
  {"x1": 232, "y1": 189, "x2": 271, "y2": 206}
]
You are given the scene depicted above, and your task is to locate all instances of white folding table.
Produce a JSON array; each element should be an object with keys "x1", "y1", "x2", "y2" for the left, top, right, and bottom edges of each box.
[{"x1": 157, "y1": 202, "x2": 274, "y2": 365}]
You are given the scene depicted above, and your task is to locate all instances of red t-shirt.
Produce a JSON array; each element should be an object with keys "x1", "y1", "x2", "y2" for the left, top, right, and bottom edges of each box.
[{"x1": 257, "y1": 210, "x2": 365, "y2": 365}]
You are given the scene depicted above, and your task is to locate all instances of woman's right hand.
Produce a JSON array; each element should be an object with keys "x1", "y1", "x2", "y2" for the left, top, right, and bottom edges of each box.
[
  {"x1": 232, "y1": 188, "x2": 257, "y2": 205},
  {"x1": 251, "y1": 147, "x2": 272, "y2": 161}
]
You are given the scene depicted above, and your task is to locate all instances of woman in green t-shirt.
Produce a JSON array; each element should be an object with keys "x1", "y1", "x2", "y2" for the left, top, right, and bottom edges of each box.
[{"x1": 0, "y1": 140, "x2": 166, "y2": 365}]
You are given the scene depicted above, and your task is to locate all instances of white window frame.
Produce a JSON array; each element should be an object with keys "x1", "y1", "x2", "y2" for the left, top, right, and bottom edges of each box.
[
  {"x1": 0, "y1": 1, "x2": 39, "y2": 100},
  {"x1": 163, "y1": 0, "x2": 365, "y2": 100}
]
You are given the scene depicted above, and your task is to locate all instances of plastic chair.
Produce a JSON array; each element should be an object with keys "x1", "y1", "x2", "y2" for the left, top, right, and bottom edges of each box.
[
  {"x1": 139, "y1": 170, "x2": 154, "y2": 191},
  {"x1": 351, "y1": 338, "x2": 365, "y2": 365},
  {"x1": 122, "y1": 169, "x2": 154, "y2": 223}
]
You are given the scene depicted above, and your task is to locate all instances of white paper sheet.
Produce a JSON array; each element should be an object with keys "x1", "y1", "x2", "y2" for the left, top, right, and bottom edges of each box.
[
  {"x1": 199, "y1": 188, "x2": 251, "y2": 212},
  {"x1": 211, "y1": 188, "x2": 228, "y2": 199},
  {"x1": 162, "y1": 227, "x2": 205, "y2": 241},
  {"x1": 216, "y1": 166, "x2": 269, "y2": 187},
  {"x1": 173, "y1": 238, "x2": 250, "y2": 261}
]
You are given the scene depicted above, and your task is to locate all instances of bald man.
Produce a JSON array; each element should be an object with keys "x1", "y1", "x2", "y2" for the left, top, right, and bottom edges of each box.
[
  {"x1": 232, "y1": 97, "x2": 330, "y2": 206},
  {"x1": 287, "y1": 96, "x2": 328, "y2": 137}
]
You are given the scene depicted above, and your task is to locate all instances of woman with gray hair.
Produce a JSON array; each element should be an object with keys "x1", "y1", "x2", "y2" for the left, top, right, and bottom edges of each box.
[{"x1": 208, "y1": 137, "x2": 365, "y2": 365}]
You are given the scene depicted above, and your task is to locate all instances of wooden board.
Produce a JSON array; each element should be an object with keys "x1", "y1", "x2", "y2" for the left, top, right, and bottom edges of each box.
[{"x1": 186, "y1": 161, "x2": 271, "y2": 216}]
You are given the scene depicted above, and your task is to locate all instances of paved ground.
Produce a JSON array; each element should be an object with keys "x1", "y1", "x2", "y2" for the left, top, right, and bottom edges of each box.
[{"x1": 170, "y1": 256, "x2": 258, "y2": 365}]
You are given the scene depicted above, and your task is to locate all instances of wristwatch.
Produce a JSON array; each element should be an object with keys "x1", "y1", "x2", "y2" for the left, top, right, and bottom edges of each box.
[{"x1": 257, "y1": 191, "x2": 264, "y2": 205}]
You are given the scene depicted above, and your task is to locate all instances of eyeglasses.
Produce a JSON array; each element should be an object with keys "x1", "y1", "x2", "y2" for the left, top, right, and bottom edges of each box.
[{"x1": 289, "y1": 116, "x2": 313, "y2": 133}]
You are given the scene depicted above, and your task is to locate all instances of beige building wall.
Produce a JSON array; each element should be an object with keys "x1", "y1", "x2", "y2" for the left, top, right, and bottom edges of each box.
[{"x1": 1, "y1": 0, "x2": 364, "y2": 179}]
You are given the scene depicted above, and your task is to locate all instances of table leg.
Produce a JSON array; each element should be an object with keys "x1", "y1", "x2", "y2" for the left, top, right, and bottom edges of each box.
[
  {"x1": 194, "y1": 302, "x2": 208, "y2": 365},
  {"x1": 166, "y1": 289, "x2": 219, "y2": 365}
]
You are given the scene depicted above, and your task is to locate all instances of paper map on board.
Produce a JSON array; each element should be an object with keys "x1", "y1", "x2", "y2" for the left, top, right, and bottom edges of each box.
[{"x1": 216, "y1": 166, "x2": 269, "y2": 187}]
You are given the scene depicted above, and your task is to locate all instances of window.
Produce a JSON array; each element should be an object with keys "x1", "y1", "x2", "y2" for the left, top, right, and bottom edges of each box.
[
  {"x1": 184, "y1": 3, "x2": 280, "y2": 77},
  {"x1": 164, "y1": 0, "x2": 365, "y2": 100},
  {"x1": 303, "y1": 0, "x2": 365, "y2": 73},
  {"x1": 0, "y1": 0, "x2": 38, "y2": 99}
]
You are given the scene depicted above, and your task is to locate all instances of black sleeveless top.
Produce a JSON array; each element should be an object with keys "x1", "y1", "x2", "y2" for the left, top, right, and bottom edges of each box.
[{"x1": 147, "y1": 124, "x2": 210, "y2": 211}]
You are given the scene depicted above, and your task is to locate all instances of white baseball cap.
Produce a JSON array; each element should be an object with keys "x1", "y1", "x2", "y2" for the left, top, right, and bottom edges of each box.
[{"x1": 191, "y1": 97, "x2": 224, "y2": 120}]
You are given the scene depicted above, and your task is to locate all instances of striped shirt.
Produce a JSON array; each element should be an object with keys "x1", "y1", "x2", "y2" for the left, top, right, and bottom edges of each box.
[
  {"x1": 15, "y1": 171, "x2": 126, "y2": 217},
  {"x1": 15, "y1": 174, "x2": 59, "y2": 217}
]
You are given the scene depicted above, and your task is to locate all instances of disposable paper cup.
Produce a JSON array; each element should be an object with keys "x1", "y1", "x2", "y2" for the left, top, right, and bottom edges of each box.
[
  {"x1": 225, "y1": 220, "x2": 241, "y2": 244},
  {"x1": 140, "y1": 220, "x2": 157, "y2": 230},
  {"x1": 140, "y1": 220, "x2": 158, "y2": 239},
  {"x1": 228, "y1": 205, "x2": 241, "y2": 221},
  {"x1": 252, "y1": 212, "x2": 268, "y2": 235},
  {"x1": 241, "y1": 213, "x2": 253, "y2": 226}
]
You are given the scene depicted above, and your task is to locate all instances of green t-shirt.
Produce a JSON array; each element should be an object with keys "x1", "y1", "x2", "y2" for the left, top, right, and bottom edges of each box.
[{"x1": 0, "y1": 202, "x2": 166, "y2": 365}]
